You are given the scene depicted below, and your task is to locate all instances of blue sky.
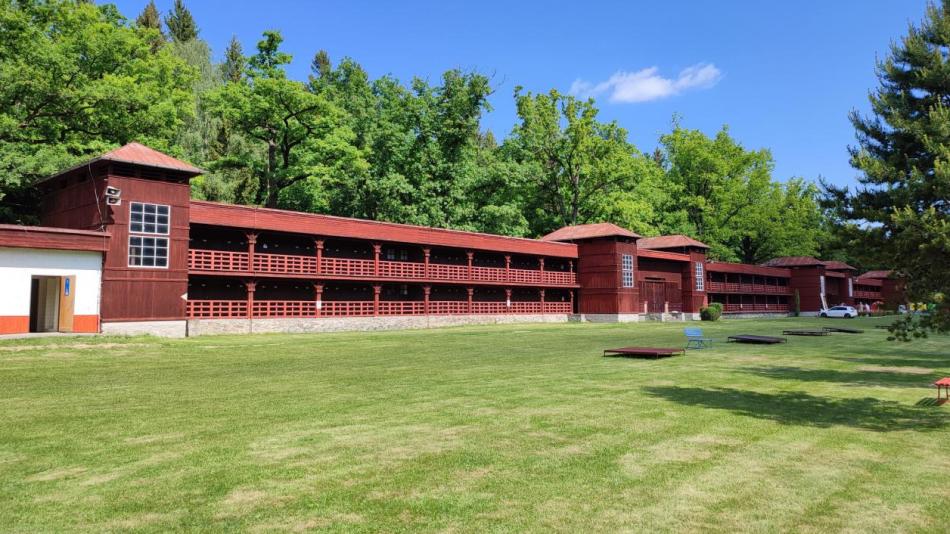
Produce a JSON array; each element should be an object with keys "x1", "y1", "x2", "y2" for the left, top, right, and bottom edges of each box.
[{"x1": 110, "y1": 0, "x2": 927, "y2": 188}]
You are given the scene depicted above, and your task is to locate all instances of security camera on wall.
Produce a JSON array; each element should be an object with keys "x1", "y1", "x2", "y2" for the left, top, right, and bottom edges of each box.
[{"x1": 104, "y1": 186, "x2": 121, "y2": 206}]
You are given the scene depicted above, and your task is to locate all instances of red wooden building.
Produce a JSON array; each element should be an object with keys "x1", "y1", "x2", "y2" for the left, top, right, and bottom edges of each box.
[{"x1": 0, "y1": 144, "x2": 905, "y2": 336}]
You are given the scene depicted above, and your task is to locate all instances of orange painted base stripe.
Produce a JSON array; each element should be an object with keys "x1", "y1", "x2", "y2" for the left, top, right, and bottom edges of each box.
[
  {"x1": 0, "y1": 316, "x2": 29, "y2": 335},
  {"x1": 72, "y1": 315, "x2": 99, "y2": 333}
]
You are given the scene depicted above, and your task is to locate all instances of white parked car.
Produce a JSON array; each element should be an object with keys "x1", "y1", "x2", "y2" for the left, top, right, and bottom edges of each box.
[{"x1": 820, "y1": 305, "x2": 858, "y2": 318}]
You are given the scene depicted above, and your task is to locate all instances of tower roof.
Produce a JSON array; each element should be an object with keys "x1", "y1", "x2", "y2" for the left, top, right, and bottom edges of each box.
[
  {"x1": 40, "y1": 142, "x2": 203, "y2": 183},
  {"x1": 541, "y1": 223, "x2": 640, "y2": 242},
  {"x1": 637, "y1": 234, "x2": 709, "y2": 250}
]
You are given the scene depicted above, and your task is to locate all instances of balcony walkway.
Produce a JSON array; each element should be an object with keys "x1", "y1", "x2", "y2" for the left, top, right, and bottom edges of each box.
[
  {"x1": 706, "y1": 281, "x2": 791, "y2": 295},
  {"x1": 189, "y1": 249, "x2": 577, "y2": 286}
]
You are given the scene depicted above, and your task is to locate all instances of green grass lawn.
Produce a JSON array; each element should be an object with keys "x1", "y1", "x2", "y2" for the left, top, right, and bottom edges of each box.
[{"x1": 1, "y1": 317, "x2": 948, "y2": 532}]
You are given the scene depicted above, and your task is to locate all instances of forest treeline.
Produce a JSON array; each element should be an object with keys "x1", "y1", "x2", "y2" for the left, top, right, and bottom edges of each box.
[{"x1": 0, "y1": 0, "x2": 840, "y2": 264}]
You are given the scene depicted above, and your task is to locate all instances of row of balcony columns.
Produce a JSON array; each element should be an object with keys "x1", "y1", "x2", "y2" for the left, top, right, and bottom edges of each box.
[
  {"x1": 243, "y1": 232, "x2": 572, "y2": 278},
  {"x1": 241, "y1": 279, "x2": 574, "y2": 319}
]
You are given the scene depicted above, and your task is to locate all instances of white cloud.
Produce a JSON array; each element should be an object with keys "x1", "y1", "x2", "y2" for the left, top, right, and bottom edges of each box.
[{"x1": 570, "y1": 63, "x2": 722, "y2": 103}]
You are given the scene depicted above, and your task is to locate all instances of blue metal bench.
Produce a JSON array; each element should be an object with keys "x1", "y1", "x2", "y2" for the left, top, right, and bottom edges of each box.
[{"x1": 684, "y1": 327, "x2": 713, "y2": 350}]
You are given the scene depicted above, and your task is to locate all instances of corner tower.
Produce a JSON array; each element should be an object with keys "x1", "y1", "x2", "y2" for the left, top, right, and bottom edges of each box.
[{"x1": 38, "y1": 143, "x2": 202, "y2": 334}]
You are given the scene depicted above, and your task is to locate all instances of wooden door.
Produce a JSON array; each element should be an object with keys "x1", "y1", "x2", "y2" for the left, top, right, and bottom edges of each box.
[
  {"x1": 641, "y1": 281, "x2": 666, "y2": 314},
  {"x1": 58, "y1": 276, "x2": 75, "y2": 333}
]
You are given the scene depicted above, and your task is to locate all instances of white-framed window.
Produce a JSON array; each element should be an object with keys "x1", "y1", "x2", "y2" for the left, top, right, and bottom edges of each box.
[
  {"x1": 695, "y1": 262, "x2": 705, "y2": 291},
  {"x1": 129, "y1": 235, "x2": 169, "y2": 268},
  {"x1": 130, "y1": 202, "x2": 170, "y2": 235},
  {"x1": 128, "y1": 202, "x2": 171, "y2": 268},
  {"x1": 621, "y1": 254, "x2": 634, "y2": 288}
]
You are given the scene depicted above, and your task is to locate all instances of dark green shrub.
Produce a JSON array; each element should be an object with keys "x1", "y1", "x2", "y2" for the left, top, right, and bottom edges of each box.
[{"x1": 700, "y1": 302, "x2": 722, "y2": 321}]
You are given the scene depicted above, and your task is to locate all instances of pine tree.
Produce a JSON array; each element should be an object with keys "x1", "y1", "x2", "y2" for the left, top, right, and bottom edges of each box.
[
  {"x1": 222, "y1": 36, "x2": 244, "y2": 83},
  {"x1": 312, "y1": 50, "x2": 332, "y2": 80},
  {"x1": 165, "y1": 0, "x2": 198, "y2": 42},
  {"x1": 826, "y1": 0, "x2": 950, "y2": 338},
  {"x1": 135, "y1": 0, "x2": 162, "y2": 31}
]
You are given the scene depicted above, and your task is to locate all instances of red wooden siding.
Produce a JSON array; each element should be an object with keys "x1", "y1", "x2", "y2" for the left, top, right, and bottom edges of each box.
[
  {"x1": 0, "y1": 225, "x2": 110, "y2": 253},
  {"x1": 576, "y1": 238, "x2": 638, "y2": 314}
]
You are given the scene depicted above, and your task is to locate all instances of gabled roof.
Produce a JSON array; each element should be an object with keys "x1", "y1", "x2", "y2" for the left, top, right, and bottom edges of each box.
[
  {"x1": 541, "y1": 223, "x2": 640, "y2": 242},
  {"x1": 761, "y1": 256, "x2": 825, "y2": 268},
  {"x1": 637, "y1": 234, "x2": 709, "y2": 250},
  {"x1": 822, "y1": 260, "x2": 856, "y2": 271},
  {"x1": 857, "y1": 270, "x2": 893, "y2": 280},
  {"x1": 40, "y1": 142, "x2": 203, "y2": 183}
]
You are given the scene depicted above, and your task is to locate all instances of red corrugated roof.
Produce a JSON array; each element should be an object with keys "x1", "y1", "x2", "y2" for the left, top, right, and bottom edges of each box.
[
  {"x1": 705, "y1": 261, "x2": 791, "y2": 277},
  {"x1": 541, "y1": 223, "x2": 640, "y2": 242},
  {"x1": 761, "y1": 256, "x2": 824, "y2": 268},
  {"x1": 40, "y1": 142, "x2": 203, "y2": 182},
  {"x1": 822, "y1": 260, "x2": 856, "y2": 271},
  {"x1": 858, "y1": 270, "x2": 893, "y2": 280},
  {"x1": 99, "y1": 143, "x2": 203, "y2": 174},
  {"x1": 0, "y1": 224, "x2": 110, "y2": 252},
  {"x1": 190, "y1": 201, "x2": 579, "y2": 258},
  {"x1": 637, "y1": 234, "x2": 709, "y2": 250},
  {"x1": 636, "y1": 248, "x2": 690, "y2": 262}
]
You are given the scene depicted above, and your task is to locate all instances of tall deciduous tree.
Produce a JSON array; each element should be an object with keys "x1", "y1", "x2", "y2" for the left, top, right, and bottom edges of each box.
[
  {"x1": 309, "y1": 54, "x2": 498, "y2": 230},
  {"x1": 825, "y1": 0, "x2": 950, "y2": 338},
  {"x1": 659, "y1": 125, "x2": 825, "y2": 262},
  {"x1": 0, "y1": 0, "x2": 195, "y2": 222},
  {"x1": 206, "y1": 31, "x2": 362, "y2": 208},
  {"x1": 506, "y1": 89, "x2": 638, "y2": 234},
  {"x1": 165, "y1": 0, "x2": 198, "y2": 43}
]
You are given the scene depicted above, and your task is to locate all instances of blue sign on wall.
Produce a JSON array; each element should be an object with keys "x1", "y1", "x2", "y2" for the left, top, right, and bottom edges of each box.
[{"x1": 64, "y1": 277, "x2": 70, "y2": 296}]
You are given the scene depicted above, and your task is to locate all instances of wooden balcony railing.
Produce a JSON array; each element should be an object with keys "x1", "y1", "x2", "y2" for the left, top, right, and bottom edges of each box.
[
  {"x1": 706, "y1": 281, "x2": 791, "y2": 294},
  {"x1": 186, "y1": 300, "x2": 249, "y2": 318},
  {"x1": 853, "y1": 290, "x2": 882, "y2": 300},
  {"x1": 188, "y1": 249, "x2": 576, "y2": 285},
  {"x1": 721, "y1": 303, "x2": 790, "y2": 313},
  {"x1": 186, "y1": 299, "x2": 573, "y2": 319},
  {"x1": 189, "y1": 250, "x2": 250, "y2": 272}
]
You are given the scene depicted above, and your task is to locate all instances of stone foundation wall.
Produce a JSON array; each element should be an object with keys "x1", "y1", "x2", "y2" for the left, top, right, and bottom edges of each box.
[
  {"x1": 187, "y1": 314, "x2": 571, "y2": 336},
  {"x1": 721, "y1": 312, "x2": 792, "y2": 320},
  {"x1": 102, "y1": 320, "x2": 188, "y2": 338}
]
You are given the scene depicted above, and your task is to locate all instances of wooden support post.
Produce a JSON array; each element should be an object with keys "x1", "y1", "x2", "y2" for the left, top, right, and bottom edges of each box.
[
  {"x1": 466, "y1": 251, "x2": 474, "y2": 281},
  {"x1": 245, "y1": 280, "x2": 256, "y2": 319},
  {"x1": 423, "y1": 285, "x2": 431, "y2": 315},
  {"x1": 569, "y1": 260, "x2": 574, "y2": 273},
  {"x1": 505, "y1": 288, "x2": 512, "y2": 308},
  {"x1": 373, "y1": 284, "x2": 381, "y2": 316},
  {"x1": 569, "y1": 289, "x2": 575, "y2": 310},
  {"x1": 315, "y1": 239, "x2": 324, "y2": 275},
  {"x1": 246, "y1": 232, "x2": 258, "y2": 272},
  {"x1": 505, "y1": 255, "x2": 511, "y2": 282},
  {"x1": 423, "y1": 247, "x2": 431, "y2": 278},
  {"x1": 373, "y1": 243, "x2": 382, "y2": 277},
  {"x1": 540, "y1": 288, "x2": 546, "y2": 313},
  {"x1": 313, "y1": 283, "x2": 323, "y2": 318},
  {"x1": 467, "y1": 287, "x2": 474, "y2": 314}
]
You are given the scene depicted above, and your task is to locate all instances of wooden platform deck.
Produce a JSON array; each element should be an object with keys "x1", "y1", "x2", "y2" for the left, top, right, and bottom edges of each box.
[
  {"x1": 783, "y1": 329, "x2": 829, "y2": 336},
  {"x1": 727, "y1": 334, "x2": 787, "y2": 344},
  {"x1": 603, "y1": 346, "x2": 684, "y2": 359},
  {"x1": 823, "y1": 327, "x2": 864, "y2": 334}
]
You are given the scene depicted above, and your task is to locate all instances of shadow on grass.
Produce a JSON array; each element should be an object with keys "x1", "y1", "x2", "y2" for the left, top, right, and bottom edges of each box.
[
  {"x1": 832, "y1": 356, "x2": 949, "y2": 370},
  {"x1": 643, "y1": 386, "x2": 947, "y2": 432},
  {"x1": 741, "y1": 366, "x2": 938, "y2": 388}
]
